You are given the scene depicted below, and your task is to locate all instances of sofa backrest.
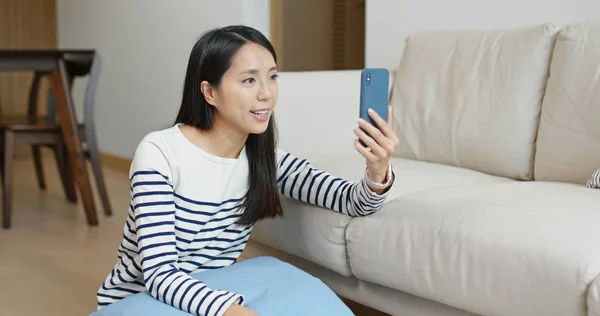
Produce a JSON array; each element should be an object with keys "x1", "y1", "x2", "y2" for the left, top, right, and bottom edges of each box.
[
  {"x1": 533, "y1": 23, "x2": 600, "y2": 185},
  {"x1": 389, "y1": 24, "x2": 558, "y2": 180}
]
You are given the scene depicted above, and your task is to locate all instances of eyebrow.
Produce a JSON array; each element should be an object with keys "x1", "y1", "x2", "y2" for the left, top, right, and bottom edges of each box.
[{"x1": 240, "y1": 66, "x2": 277, "y2": 75}]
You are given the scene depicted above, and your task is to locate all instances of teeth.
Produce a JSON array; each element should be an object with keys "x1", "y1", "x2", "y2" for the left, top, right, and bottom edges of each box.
[{"x1": 251, "y1": 110, "x2": 268, "y2": 116}]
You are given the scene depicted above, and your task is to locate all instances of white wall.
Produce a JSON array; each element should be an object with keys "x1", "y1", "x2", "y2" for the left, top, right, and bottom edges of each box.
[
  {"x1": 57, "y1": 0, "x2": 270, "y2": 158},
  {"x1": 366, "y1": 0, "x2": 600, "y2": 69},
  {"x1": 244, "y1": 0, "x2": 271, "y2": 40}
]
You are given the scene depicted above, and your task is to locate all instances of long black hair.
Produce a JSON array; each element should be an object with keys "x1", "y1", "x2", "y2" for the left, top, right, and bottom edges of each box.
[{"x1": 175, "y1": 25, "x2": 283, "y2": 226}]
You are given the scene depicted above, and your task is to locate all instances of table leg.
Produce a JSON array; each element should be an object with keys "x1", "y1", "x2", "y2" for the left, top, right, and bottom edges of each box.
[{"x1": 49, "y1": 59, "x2": 98, "y2": 226}]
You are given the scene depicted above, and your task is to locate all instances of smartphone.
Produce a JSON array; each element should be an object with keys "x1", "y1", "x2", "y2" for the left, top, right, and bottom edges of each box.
[{"x1": 359, "y1": 68, "x2": 389, "y2": 147}]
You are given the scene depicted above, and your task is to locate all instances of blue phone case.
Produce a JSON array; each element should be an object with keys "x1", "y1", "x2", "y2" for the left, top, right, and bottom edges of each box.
[{"x1": 359, "y1": 68, "x2": 389, "y2": 146}]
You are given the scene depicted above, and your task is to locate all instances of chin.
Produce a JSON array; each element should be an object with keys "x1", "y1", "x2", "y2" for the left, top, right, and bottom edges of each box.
[
  {"x1": 248, "y1": 127, "x2": 269, "y2": 135},
  {"x1": 247, "y1": 122, "x2": 270, "y2": 135}
]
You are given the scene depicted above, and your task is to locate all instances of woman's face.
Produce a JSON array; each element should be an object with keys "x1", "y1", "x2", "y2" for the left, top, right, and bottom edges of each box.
[{"x1": 202, "y1": 42, "x2": 279, "y2": 136}]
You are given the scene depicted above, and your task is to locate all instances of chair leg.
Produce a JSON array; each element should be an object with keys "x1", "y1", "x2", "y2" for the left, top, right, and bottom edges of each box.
[
  {"x1": 3, "y1": 131, "x2": 14, "y2": 229},
  {"x1": 53, "y1": 144, "x2": 77, "y2": 203},
  {"x1": 51, "y1": 62, "x2": 98, "y2": 226},
  {"x1": 32, "y1": 145, "x2": 46, "y2": 190},
  {"x1": 86, "y1": 133, "x2": 112, "y2": 216}
]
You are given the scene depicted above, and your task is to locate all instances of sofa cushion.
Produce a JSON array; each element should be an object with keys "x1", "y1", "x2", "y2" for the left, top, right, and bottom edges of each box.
[
  {"x1": 346, "y1": 181, "x2": 600, "y2": 316},
  {"x1": 534, "y1": 23, "x2": 600, "y2": 184},
  {"x1": 390, "y1": 24, "x2": 558, "y2": 180},
  {"x1": 384, "y1": 157, "x2": 513, "y2": 198},
  {"x1": 251, "y1": 155, "x2": 509, "y2": 277}
]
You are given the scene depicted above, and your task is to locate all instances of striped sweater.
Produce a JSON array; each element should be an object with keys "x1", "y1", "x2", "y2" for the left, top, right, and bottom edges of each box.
[{"x1": 96, "y1": 124, "x2": 394, "y2": 316}]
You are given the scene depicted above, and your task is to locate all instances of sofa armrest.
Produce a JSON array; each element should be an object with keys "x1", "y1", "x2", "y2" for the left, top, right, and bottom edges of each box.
[{"x1": 274, "y1": 69, "x2": 392, "y2": 160}]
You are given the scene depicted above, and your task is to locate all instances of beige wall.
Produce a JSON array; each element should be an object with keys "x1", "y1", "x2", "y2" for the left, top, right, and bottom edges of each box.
[
  {"x1": 278, "y1": 0, "x2": 365, "y2": 71},
  {"x1": 0, "y1": 0, "x2": 56, "y2": 119}
]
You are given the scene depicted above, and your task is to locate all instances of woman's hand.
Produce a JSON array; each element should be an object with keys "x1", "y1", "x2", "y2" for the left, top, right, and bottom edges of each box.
[
  {"x1": 353, "y1": 105, "x2": 399, "y2": 192},
  {"x1": 224, "y1": 303, "x2": 259, "y2": 316}
]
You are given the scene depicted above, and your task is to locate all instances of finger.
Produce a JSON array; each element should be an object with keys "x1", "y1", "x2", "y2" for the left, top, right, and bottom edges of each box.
[
  {"x1": 353, "y1": 138, "x2": 378, "y2": 161},
  {"x1": 367, "y1": 108, "x2": 395, "y2": 139},
  {"x1": 357, "y1": 119, "x2": 392, "y2": 151},
  {"x1": 354, "y1": 127, "x2": 387, "y2": 158}
]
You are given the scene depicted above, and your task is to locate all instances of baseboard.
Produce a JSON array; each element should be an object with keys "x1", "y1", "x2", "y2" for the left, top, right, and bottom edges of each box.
[{"x1": 99, "y1": 152, "x2": 132, "y2": 174}]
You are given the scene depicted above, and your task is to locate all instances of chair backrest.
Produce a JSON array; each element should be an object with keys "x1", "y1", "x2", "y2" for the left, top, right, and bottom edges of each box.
[
  {"x1": 27, "y1": 71, "x2": 45, "y2": 123},
  {"x1": 81, "y1": 54, "x2": 101, "y2": 131},
  {"x1": 45, "y1": 53, "x2": 101, "y2": 126}
]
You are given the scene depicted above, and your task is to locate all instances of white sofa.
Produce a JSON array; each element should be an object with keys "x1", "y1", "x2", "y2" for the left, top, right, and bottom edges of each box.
[{"x1": 250, "y1": 22, "x2": 600, "y2": 316}]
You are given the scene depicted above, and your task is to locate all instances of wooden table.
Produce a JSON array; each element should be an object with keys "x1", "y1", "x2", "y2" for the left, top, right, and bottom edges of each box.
[{"x1": 0, "y1": 50, "x2": 98, "y2": 226}]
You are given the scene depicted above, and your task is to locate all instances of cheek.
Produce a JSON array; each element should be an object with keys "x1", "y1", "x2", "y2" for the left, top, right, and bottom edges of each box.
[
  {"x1": 218, "y1": 85, "x2": 247, "y2": 113},
  {"x1": 271, "y1": 84, "x2": 279, "y2": 104}
]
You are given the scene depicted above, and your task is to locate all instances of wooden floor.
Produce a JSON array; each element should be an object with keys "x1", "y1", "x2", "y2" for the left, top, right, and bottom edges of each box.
[{"x1": 0, "y1": 151, "x2": 388, "y2": 316}]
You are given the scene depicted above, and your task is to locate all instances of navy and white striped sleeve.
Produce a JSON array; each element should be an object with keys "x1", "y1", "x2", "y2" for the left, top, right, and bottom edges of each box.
[
  {"x1": 130, "y1": 139, "x2": 243, "y2": 316},
  {"x1": 588, "y1": 168, "x2": 600, "y2": 189},
  {"x1": 275, "y1": 148, "x2": 394, "y2": 217}
]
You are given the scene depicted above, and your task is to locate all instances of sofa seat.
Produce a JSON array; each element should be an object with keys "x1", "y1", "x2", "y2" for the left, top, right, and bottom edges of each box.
[
  {"x1": 252, "y1": 155, "x2": 512, "y2": 277},
  {"x1": 346, "y1": 181, "x2": 600, "y2": 316}
]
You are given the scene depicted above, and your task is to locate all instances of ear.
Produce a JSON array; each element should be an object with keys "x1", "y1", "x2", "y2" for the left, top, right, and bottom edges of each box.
[{"x1": 200, "y1": 81, "x2": 218, "y2": 107}]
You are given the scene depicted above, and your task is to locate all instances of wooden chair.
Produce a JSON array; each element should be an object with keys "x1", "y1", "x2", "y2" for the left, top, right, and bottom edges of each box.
[
  {"x1": 39, "y1": 54, "x2": 112, "y2": 218},
  {"x1": 0, "y1": 54, "x2": 112, "y2": 229}
]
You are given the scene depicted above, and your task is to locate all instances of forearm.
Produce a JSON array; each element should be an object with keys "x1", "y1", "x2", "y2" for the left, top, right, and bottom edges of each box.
[
  {"x1": 276, "y1": 152, "x2": 393, "y2": 216},
  {"x1": 145, "y1": 265, "x2": 243, "y2": 316}
]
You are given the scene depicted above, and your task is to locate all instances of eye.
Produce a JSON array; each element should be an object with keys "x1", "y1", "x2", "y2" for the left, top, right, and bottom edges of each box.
[
  {"x1": 243, "y1": 78, "x2": 255, "y2": 84},
  {"x1": 269, "y1": 73, "x2": 279, "y2": 81}
]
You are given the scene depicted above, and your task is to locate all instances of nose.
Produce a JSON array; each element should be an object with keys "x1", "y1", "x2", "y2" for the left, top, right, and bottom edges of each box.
[{"x1": 257, "y1": 80, "x2": 272, "y2": 101}]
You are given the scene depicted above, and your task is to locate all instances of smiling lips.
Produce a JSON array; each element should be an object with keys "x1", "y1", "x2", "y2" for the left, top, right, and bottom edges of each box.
[{"x1": 250, "y1": 108, "x2": 271, "y2": 121}]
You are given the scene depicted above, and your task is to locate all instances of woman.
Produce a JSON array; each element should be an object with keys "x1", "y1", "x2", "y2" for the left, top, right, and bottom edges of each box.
[{"x1": 96, "y1": 25, "x2": 399, "y2": 316}]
